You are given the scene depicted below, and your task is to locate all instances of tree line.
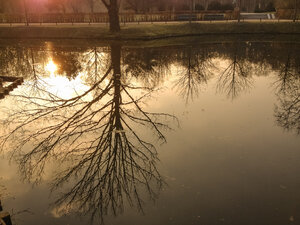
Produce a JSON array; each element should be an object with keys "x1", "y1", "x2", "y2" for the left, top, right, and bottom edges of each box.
[
  {"x1": 0, "y1": 0, "x2": 298, "y2": 32},
  {"x1": 3, "y1": 0, "x2": 298, "y2": 14}
]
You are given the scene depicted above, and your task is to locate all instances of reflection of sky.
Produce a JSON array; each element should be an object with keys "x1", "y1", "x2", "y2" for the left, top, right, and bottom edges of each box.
[
  {"x1": 0, "y1": 46, "x2": 299, "y2": 225},
  {"x1": 41, "y1": 72, "x2": 90, "y2": 99},
  {"x1": 1, "y1": 72, "x2": 299, "y2": 224}
]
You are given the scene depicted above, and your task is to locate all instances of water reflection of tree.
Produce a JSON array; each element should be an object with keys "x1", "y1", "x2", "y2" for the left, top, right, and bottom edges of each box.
[
  {"x1": 0, "y1": 45, "x2": 48, "y2": 79},
  {"x1": 122, "y1": 47, "x2": 173, "y2": 88},
  {"x1": 273, "y1": 45, "x2": 300, "y2": 94},
  {"x1": 51, "y1": 47, "x2": 84, "y2": 80},
  {"x1": 81, "y1": 46, "x2": 111, "y2": 84},
  {"x1": 173, "y1": 46, "x2": 215, "y2": 103},
  {"x1": 274, "y1": 45, "x2": 300, "y2": 135},
  {"x1": 0, "y1": 44, "x2": 177, "y2": 224},
  {"x1": 275, "y1": 81, "x2": 300, "y2": 135},
  {"x1": 217, "y1": 43, "x2": 253, "y2": 100}
]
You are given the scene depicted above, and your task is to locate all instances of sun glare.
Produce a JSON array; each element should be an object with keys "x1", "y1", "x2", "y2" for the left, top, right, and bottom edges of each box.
[{"x1": 46, "y1": 59, "x2": 57, "y2": 75}]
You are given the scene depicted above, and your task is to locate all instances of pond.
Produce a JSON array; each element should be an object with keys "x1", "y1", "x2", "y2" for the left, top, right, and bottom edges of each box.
[{"x1": 0, "y1": 37, "x2": 299, "y2": 225}]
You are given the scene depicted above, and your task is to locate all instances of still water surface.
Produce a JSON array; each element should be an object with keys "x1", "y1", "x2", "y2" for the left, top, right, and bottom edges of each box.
[{"x1": 0, "y1": 39, "x2": 299, "y2": 225}]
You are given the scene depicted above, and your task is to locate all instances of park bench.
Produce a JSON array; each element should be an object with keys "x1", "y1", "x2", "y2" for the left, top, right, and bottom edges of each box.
[
  {"x1": 176, "y1": 14, "x2": 197, "y2": 21},
  {"x1": 203, "y1": 14, "x2": 225, "y2": 21},
  {"x1": 240, "y1": 13, "x2": 275, "y2": 20}
]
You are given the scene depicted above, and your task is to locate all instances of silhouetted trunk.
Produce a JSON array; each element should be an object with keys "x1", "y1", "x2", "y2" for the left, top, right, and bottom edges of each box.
[
  {"x1": 61, "y1": 3, "x2": 66, "y2": 14},
  {"x1": 111, "y1": 44, "x2": 122, "y2": 130},
  {"x1": 204, "y1": 0, "x2": 209, "y2": 11},
  {"x1": 111, "y1": 44, "x2": 121, "y2": 78},
  {"x1": 102, "y1": 0, "x2": 120, "y2": 33},
  {"x1": 90, "y1": 0, "x2": 94, "y2": 13}
]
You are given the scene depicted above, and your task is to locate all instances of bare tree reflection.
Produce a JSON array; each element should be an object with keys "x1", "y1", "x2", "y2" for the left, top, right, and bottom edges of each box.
[
  {"x1": 1, "y1": 40, "x2": 300, "y2": 224},
  {"x1": 122, "y1": 47, "x2": 172, "y2": 89},
  {"x1": 0, "y1": 44, "x2": 177, "y2": 224},
  {"x1": 173, "y1": 46, "x2": 215, "y2": 103},
  {"x1": 217, "y1": 43, "x2": 253, "y2": 100},
  {"x1": 81, "y1": 46, "x2": 111, "y2": 85},
  {"x1": 274, "y1": 45, "x2": 300, "y2": 94},
  {"x1": 275, "y1": 80, "x2": 300, "y2": 135},
  {"x1": 0, "y1": 45, "x2": 47, "y2": 79},
  {"x1": 274, "y1": 45, "x2": 300, "y2": 135}
]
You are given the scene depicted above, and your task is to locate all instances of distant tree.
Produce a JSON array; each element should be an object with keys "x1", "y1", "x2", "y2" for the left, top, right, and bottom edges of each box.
[
  {"x1": 204, "y1": 0, "x2": 209, "y2": 11},
  {"x1": 46, "y1": 0, "x2": 85, "y2": 13},
  {"x1": 88, "y1": 0, "x2": 95, "y2": 12},
  {"x1": 46, "y1": 0, "x2": 68, "y2": 13},
  {"x1": 5, "y1": 0, "x2": 23, "y2": 13},
  {"x1": 195, "y1": 3, "x2": 204, "y2": 11},
  {"x1": 124, "y1": 0, "x2": 163, "y2": 13},
  {"x1": 275, "y1": 0, "x2": 299, "y2": 9},
  {"x1": 123, "y1": 0, "x2": 141, "y2": 12},
  {"x1": 0, "y1": 0, "x2": 5, "y2": 13}
]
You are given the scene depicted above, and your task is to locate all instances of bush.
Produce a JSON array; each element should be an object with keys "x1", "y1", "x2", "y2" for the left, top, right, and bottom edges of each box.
[
  {"x1": 254, "y1": 4, "x2": 262, "y2": 12},
  {"x1": 265, "y1": 2, "x2": 275, "y2": 12},
  {"x1": 208, "y1": 1, "x2": 222, "y2": 10}
]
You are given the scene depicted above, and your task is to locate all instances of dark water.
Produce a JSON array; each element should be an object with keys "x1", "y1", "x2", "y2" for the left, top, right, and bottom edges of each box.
[{"x1": 0, "y1": 38, "x2": 299, "y2": 225}]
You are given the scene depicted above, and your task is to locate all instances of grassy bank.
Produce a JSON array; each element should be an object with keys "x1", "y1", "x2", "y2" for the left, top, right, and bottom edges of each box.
[{"x1": 0, "y1": 22, "x2": 299, "y2": 40}]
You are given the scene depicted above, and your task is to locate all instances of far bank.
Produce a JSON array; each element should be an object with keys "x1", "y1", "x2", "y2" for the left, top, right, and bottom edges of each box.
[{"x1": 0, "y1": 22, "x2": 299, "y2": 40}]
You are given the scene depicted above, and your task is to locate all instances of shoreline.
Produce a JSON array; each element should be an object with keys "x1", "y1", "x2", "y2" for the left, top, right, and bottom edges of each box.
[{"x1": 0, "y1": 22, "x2": 299, "y2": 40}]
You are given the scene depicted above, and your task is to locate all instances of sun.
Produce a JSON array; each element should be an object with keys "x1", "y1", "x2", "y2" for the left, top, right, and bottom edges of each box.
[{"x1": 46, "y1": 59, "x2": 57, "y2": 75}]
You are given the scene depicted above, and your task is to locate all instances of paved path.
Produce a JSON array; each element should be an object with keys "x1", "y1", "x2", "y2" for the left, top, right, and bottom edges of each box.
[{"x1": 0, "y1": 19, "x2": 296, "y2": 28}]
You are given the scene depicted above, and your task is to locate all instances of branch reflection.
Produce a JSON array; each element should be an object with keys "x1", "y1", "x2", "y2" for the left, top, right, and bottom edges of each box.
[
  {"x1": 173, "y1": 46, "x2": 215, "y2": 103},
  {"x1": 217, "y1": 42, "x2": 253, "y2": 100},
  {"x1": 0, "y1": 43, "x2": 177, "y2": 223},
  {"x1": 274, "y1": 45, "x2": 300, "y2": 135},
  {"x1": 0, "y1": 40, "x2": 300, "y2": 224}
]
